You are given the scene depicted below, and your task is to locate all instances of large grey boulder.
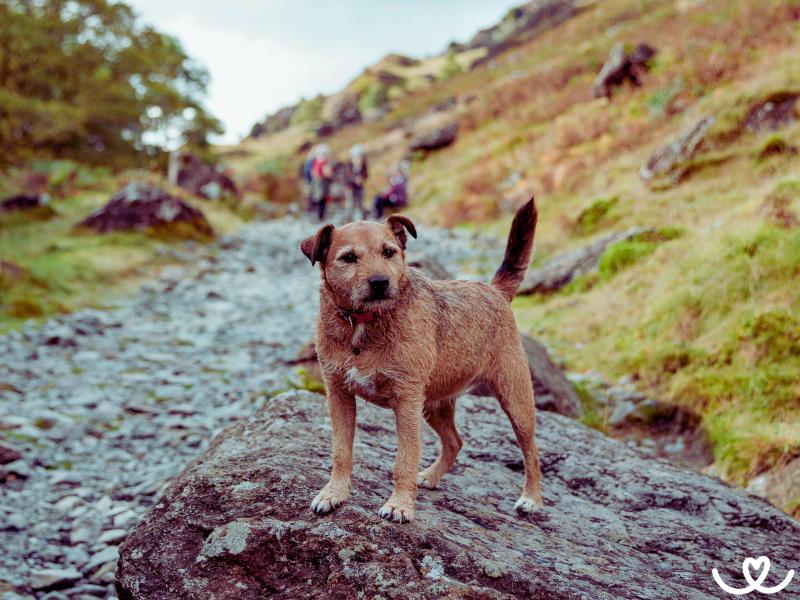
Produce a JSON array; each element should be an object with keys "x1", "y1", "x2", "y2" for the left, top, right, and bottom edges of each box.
[
  {"x1": 117, "y1": 390, "x2": 800, "y2": 600},
  {"x1": 518, "y1": 227, "x2": 653, "y2": 294}
]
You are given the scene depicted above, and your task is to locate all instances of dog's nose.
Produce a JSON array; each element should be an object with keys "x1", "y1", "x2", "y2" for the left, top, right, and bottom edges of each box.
[{"x1": 368, "y1": 275, "x2": 390, "y2": 293}]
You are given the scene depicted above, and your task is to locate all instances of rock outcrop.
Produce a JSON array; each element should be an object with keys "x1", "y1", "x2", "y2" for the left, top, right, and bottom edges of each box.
[
  {"x1": 117, "y1": 390, "x2": 800, "y2": 600},
  {"x1": 77, "y1": 184, "x2": 214, "y2": 239},
  {"x1": 176, "y1": 153, "x2": 239, "y2": 200},
  {"x1": 0, "y1": 193, "x2": 55, "y2": 219},
  {"x1": 640, "y1": 116, "x2": 715, "y2": 184},
  {"x1": 747, "y1": 456, "x2": 800, "y2": 519},
  {"x1": 408, "y1": 113, "x2": 459, "y2": 153},
  {"x1": 1, "y1": 193, "x2": 47, "y2": 213},
  {"x1": 744, "y1": 91, "x2": 798, "y2": 132},
  {"x1": 467, "y1": 0, "x2": 580, "y2": 69},
  {"x1": 593, "y1": 42, "x2": 657, "y2": 98},
  {"x1": 248, "y1": 105, "x2": 298, "y2": 139},
  {"x1": 518, "y1": 227, "x2": 653, "y2": 294}
]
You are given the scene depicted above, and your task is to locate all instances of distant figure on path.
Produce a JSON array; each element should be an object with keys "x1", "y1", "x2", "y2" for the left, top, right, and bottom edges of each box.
[
  {"x1": 300, "y1": 147, "x2": 316, "y2": 214},
  {"x1": 310, "y1": 144, "x2": 333, "y2": 221},
  {"x1": 346, "y1": 144, "x2": 369, "y2": 221},
  {"x1": 373, "y1": 161, "x2": 409, "y2": 219}
]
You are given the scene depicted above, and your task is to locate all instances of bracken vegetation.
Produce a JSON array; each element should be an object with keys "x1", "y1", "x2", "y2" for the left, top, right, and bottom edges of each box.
[{"x1": 231, "y1": 0, "x2": 800, "y2": 499}]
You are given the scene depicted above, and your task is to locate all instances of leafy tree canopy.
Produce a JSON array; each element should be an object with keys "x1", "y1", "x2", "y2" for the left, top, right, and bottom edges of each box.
[{"x1": 0, "y1": 0, "x2": 223, "y2": 168}]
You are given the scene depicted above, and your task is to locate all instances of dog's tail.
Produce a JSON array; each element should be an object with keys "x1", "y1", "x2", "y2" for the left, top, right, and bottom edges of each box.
[{"x1": 491, "y1": 197, "x2": 537, "y2": 301}]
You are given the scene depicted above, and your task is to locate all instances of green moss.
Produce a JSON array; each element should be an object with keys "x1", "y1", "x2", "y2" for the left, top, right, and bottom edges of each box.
[
  {"x1": 573, "y1": 380, "x2": 608, "y2": 433},
  {"x1": 598, "y1": 240, "x2": 658, "y2": 280},
  {"x1": 561, "y1": 272, "x2": 599, "y2": 295},
  {"x1": 571, "y1": 196, "x2": 618, "y2": 236},
  {"x1": 290, "y1": 367, "x2": 326, "y2": 394}
]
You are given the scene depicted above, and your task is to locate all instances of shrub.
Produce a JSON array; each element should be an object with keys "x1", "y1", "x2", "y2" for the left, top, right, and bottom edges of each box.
[
  {"x1": 358, "y1": 83, "x2": 390, "y2": 113},
  {"x1": 290, "y1": 96, "x2": 325, "y2": 127},
  {"x1": 439, "y1": 49, "x2": 463, "y2": 81}
]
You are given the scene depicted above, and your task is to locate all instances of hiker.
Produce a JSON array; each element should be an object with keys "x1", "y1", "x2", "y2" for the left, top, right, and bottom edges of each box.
[
  {"x1": 373, "y1": 161, "x2": 409, "y2": 219},
  {"x1": 300, "y1": 147, "x2": 316, "y2": 213},
  {"x1": 345, "y1": 144, "x2": 369, "y2": 221},
  {"x1": 310, "y1": 144, "x2": 333, "y2": 221}
]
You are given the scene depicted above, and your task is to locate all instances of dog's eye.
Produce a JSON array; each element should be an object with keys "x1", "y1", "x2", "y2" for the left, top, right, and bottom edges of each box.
[
  {"x1": 340, "y1": 252, "x2": 357, "y2": 264},
  {"x1": 383, "y1": 248, "x2": 396, "y2": 259}
]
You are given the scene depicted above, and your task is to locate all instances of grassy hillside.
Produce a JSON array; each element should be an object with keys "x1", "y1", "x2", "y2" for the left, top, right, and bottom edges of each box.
[
  {"x1": 228, "y1": 0, "x2": 800, "y2": 503},
  {"x1": 0, "y1": 164, "x2": 247, "y2": 332}
]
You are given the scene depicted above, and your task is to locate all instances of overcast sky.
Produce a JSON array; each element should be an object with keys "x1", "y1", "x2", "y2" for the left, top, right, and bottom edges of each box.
[{"x1": 127, "y1": 0, "x2": 520, "y2": 143}]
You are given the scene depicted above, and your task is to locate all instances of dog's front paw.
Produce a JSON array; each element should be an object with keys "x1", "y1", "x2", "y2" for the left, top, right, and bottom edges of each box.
[
  {"x1": 514, "y1": 494, "x2": 542, "y2": 514},
  {"x1": 378, "y1": 499, "x2": 415, "y2": 523},
  {"x1": 310, "y1": 480, "x2": 350, "y2": 515}
]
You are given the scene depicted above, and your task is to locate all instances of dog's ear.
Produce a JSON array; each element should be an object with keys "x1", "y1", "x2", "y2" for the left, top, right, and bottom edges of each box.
[
  {"x1": 385, "y1": 215, "x2": 417, "y2": 250},
  {"x1": 300, "y1": 224, "x2": 334, "y2": 266}
]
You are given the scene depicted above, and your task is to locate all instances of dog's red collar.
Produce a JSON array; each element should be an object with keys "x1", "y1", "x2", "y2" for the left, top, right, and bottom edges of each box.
[{"x1": 337, "y1": 307, "x2": 382, "y2": 326}]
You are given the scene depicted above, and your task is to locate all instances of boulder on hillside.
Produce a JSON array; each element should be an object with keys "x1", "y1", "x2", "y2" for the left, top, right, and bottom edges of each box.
[
  {"x1": 406, "y1": 252, "x2": 453, "y2": 281},
  {"x1": 324, "y1": 91, "x2": 362, "y2": 130},
  {"x1": 1, "y1": 193, "x2": 46, "y2": 212},
  {"x1": 77, "y1": 184, "x2": 214, "y2": 239},
  {"x1": 639, "y1": 116, "x2": 715, "y2": 184},
  {"x1": 116, "y1": 390, "x2": 800, "y2": 600},
  {"x1": 408, "y1": 114, "x2": 459, "y2": 153},
  {"x1": 593, "y1": 42, "x2": 657, "y2": 98},
  {"x1": 748, "y1": 456, "x2": 800, "y2": 519},
  {"x1": 468, "y1": 0, "x2": 580, "y2": 70},
  {"x1": 0, "y1": 193, "x2": 55, "y2": 219},
  {"x1": 744, "y1": 91, "x2": 799, "y2": 132},
  {"x1": 249, "y1": 105, "x2": 298, "y2": 139},
  {"x1": 176, "y1": 153, "x2": 239, "y2": 200},
  {"x1": 518, "y1": 227, "x2": 654, "y2": 294}
]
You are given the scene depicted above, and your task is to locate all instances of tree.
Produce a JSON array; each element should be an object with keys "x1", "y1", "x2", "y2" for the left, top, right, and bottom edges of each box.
[{"x1": 0, "y1": 0, "x2": 222, "y2": 168}]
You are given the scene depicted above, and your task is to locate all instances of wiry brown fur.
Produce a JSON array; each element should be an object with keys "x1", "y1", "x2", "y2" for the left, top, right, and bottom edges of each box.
[{"x1": 301, "y1": 200, "x2": 542, "y2": 523}]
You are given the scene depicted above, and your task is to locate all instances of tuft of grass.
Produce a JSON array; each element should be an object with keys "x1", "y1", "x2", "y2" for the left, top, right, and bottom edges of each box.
[
  {"x1": 757, "y1": 134, "x2": 796, "y2": 161},
  {"x1": 598, "y1": 240, "x2": 658, "y2": 280},
  {"x1": 570, "y1": 196, "x2": 618, "y2": 236},
  {"x1": 573, "y1": 380, "x2": 608, "y2": 433},
  {"x1": 290, "y1": 367, "x2": 326, "y2": 394}
]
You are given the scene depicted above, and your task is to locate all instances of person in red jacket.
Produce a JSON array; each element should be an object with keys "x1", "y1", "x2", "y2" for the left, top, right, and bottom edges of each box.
[{"x1": 310, "y1": 144, "x2": 333, "y2": 221}]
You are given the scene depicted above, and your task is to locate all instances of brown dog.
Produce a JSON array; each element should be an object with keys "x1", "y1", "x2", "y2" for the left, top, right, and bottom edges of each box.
[{"x1": 300, "y1": 199, "x2": 542, "y2": 523}]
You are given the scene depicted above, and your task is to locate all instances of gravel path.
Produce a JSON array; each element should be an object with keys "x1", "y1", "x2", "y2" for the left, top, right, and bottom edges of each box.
[{"x1": 0, "y1": 216, "x2": 505, "y2": 599}]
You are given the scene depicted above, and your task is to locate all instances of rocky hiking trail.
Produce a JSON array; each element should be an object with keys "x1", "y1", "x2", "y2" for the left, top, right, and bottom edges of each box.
[{"x1": 1, "y1": 216, "x2": 799, "y2": 600}]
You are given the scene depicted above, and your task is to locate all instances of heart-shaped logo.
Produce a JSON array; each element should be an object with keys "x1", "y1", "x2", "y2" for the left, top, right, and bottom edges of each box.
[
  {"x1": 743, "y1": 556, "x2": 770, "y2": 587},
  {"x1": 713, "y1": 555, "x2": 795, "y2": 595}
]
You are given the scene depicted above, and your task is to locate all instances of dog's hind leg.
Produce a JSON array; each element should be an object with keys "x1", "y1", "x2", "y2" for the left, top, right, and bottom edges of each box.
[
  {"x1": 488, "y1": 351, "x2": 543, "y2": 513},
  {"x1": 418, "y1": 397, "x2": 463, "y2": 489}
]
